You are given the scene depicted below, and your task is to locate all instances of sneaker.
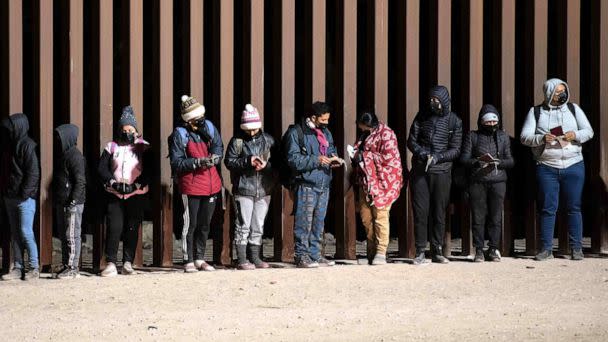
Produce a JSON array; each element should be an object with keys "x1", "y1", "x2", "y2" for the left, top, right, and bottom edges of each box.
[
  {"x1": 571, "y1": 249, "x2": 584, "y2": 261},
  {"x1": 56, "y1": 267, "x2": 80, "y2": 279},
  {"x1": 2, "y1": 268, "x2": 23, "y2": 281},
  {"x1": 253, "y1": 260, "x2": 270, "y2": 269},
  {"x1": 315, "y1": 257, "x2": 336, "y2": 267},
  {"x1": 101, "y1": 262, "x2": 118, "y2": 277},
  {"x1": 122, "y1": 261, "x2": 135, "y2": 275},
  {"x1": 195, "y1": 260, "x2": 215, "y2": 272},
  {"x1": 184, "y1": 262, "x2": 198, "y2": 273},
  {"x1": 534, "y1": 250, "x2": 554, "y2": 261},
  {"x1": 371, "y1": 254, "x2": 387, "y2": 265},
  {"x1": 432, "y1": 247, "x2": 450, "y2": 264},
  {"x1": 474, "y1": 249, "x2": 485, "y2": 263},
  {"x1": 487, "y1": 248, "x2": 501, "y2": 262},
  {"x1": 237, "y1": 262, "x2": 256, "y2": 270},
  {"x1": 24, "y1": 269, "x2": 40, "y2": 281},
  {"x1": 296, "y1": 256, "x2": 319, "y2": 269},
  {"x1": 412, "y1": 252, "x2": 428, "y2": 266}
]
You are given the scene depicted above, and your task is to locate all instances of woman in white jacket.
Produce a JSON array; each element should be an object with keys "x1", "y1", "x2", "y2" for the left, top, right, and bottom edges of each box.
[{"x1": 520, "y1": 78, "x2": 594, "y2": 261}]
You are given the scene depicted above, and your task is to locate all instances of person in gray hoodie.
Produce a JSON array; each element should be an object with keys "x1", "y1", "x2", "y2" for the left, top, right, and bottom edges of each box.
[{"x1": 520, "y1": 78, "x2": 594, "y2": 261}]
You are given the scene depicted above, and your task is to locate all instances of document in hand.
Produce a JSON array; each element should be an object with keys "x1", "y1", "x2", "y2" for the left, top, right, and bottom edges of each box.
[
  {"x1": 328, "y1": 155, "x2": 345, "y2": 166},
  {"x1": 478, "y1": 153, "x2": 499, "y2": 163},
  {"x1": 550, "y1": 126, "x2": 564, "y2": 137}
]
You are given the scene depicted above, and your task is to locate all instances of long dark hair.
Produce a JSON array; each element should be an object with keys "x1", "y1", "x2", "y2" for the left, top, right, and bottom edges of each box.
[{"x1": 356, "y1": 111, "x2": 379, "y2": 128}]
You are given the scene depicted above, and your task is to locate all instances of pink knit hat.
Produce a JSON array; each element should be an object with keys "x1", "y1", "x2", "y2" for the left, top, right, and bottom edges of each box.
[{"x1": 240, "y1": 104, "x2": 262, "y2": 130}]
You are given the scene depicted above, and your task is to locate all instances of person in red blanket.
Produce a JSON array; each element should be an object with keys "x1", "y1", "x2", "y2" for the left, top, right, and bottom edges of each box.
[{"x1": 351, "y1": 111, "x2": 403, "y2": 265}]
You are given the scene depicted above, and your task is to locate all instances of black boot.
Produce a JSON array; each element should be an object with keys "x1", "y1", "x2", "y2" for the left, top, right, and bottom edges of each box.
[
  {"x1": 237, "y1": 245, "x2": 255, "y2": 270},
  {"x1": 248, "y1": 245, "x2": 269, "y2": 269}
]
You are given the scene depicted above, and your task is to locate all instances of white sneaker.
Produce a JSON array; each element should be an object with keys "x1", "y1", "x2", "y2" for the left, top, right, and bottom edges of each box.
[
  {"x1": 195, "y1": 260, "x2": 215, "y2": 271},
  {"x1": 122, "y1": 262, "x2": 135, "y2": 275},
  {"x1": 101, "y1": 262, "x2": 117, "y2": 277},
  {"x1": 184, "y1": 262, "x2": 197, "y2": 273}
]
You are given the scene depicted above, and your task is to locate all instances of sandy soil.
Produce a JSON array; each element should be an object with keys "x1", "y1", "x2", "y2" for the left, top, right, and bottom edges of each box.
[{"x1": 0, "y1": 255, "x2": 607, "y2": 341}]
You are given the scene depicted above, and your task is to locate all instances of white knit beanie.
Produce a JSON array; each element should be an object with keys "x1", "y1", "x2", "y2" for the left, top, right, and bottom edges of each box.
[
  {"x1": 240, "y1": 104, "x2": 262, "y2": 130},
  {"x1": 180, "y1": 95, "x2": 206, "y2": 122}
]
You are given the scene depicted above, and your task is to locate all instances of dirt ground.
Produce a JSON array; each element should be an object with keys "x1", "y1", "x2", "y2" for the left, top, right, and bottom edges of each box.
[{"x1": 1, "y1": 252, "x2": 607, "y2": 342}]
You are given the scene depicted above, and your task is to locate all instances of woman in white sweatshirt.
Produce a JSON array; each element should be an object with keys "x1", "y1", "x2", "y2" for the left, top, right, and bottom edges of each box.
[{"x1": 520, "y1": 78, "x2": 594, "y2": 261}]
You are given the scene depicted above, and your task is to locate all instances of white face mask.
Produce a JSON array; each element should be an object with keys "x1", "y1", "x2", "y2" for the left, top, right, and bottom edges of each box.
[{"x1": 306, "y1": 117, "x2": 316, "y2": 129}]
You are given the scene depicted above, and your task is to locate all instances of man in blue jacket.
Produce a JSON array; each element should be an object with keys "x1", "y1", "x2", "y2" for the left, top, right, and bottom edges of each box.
[{"x1": 284, "y1": 102, "x2": 340, "y2": 268}]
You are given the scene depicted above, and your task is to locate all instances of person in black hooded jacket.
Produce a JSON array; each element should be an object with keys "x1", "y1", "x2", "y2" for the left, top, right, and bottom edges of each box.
[
  {"x1": 460, "y1": 104, "x2": 514, "y2": 262},
  {"x1": 407, "y1": 85, "x2": 463, "y2": 265},
  {"x1": 53, "y1": 124, "x2": 86, "y2": 279},
  {"x1": 0, "y1": 114, "x2": 40, "y2": 281}
]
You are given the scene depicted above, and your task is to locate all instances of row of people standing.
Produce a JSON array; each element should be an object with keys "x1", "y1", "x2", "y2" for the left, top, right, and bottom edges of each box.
[
  {"x1": 407, "y1": 78, "x2": 593, "y2": 265},
  {"x1": 0, "y1": 76, "x2": 594, "y2": 280}
]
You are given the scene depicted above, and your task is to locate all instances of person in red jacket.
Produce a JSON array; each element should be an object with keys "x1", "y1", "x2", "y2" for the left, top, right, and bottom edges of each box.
[
  {"x1": 352, "y1": 111, "x2": 403, "y2": 265},
  {"x1": 169, "y1": 95, "x2": 223, "y2": 273}
]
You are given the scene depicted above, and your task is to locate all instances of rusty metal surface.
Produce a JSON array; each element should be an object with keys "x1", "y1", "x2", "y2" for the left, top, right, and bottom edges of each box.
[
  {"x1": 250, "y1": 0, "x2": 265, "y2": 115},
  {"x1": 404, "y1": 0, "x2": 419, "y2": 259},
  {"x1": 374, "y1": 0, "x2": 388, "y2": 122},
  {"x1": 1, "y1": 1, "x2": 607, "y2": 272},
  {"x1": 190, "y1": 0, "x2": 204, "y2": 102}
]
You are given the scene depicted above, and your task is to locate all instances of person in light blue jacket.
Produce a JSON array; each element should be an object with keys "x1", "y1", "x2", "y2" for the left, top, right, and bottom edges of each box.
[{"x1": 520, "y1": 78, "x2": 594, "y2": 261}]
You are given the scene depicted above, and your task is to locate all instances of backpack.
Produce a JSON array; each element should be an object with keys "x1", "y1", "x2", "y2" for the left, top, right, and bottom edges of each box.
[
  {"x1": 278, "y1": 124, "x2": 306, "y2": 190},
  {"x1": 168, "y1": 120, "x2": 217, "y2": 183},
  {"x1": 233, "y1": 133, "x2": 271, "y2": 157}
]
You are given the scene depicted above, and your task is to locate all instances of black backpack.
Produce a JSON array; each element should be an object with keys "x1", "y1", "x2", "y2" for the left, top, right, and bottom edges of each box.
[{"x1": 278, "y1": 124, "x2": 306, "y2": 190}]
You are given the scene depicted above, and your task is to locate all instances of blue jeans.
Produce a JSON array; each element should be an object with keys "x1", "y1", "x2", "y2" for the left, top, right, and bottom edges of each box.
[
  {"x1": 3, "y1": 197, "x2": 39, "y2": 270},
  {"x1": 536, "y1": 161, "x2": 585, "y2": 251},
  {"x1": 293, "y1": 186, "x2": 329, "y2": 261}
]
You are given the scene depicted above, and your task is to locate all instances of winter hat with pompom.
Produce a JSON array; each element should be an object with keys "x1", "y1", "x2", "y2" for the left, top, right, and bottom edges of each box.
[
  {"x1": 240, "y1": 104, "x2": 262, "y2": 131},
  {"x1": 180, "y1": 95, "x2": 206, "y2": 122}
]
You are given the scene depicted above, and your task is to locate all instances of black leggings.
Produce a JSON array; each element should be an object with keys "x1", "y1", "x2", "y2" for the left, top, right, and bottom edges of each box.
[
  {"x1": 105, "y1": 196, "x2": 144, "y2": 264},
  {"x1": 469, "y1": 182, "x2": 506, "y2": 249},
  {"x1": 183, "y1": 194, "x2": 217, "y2": 263}
]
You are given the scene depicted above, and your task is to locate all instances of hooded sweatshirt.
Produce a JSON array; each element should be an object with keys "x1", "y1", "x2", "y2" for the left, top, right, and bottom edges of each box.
[
  {"x1": 53, "y1": 124, "x2": 86, "y2": 206},
  {"x1": 0, "y1": 113, "x2": 40, "y2": 199},
  {"x1": 520, "y1": 78, "x2": 594, "y2": 169},
  {"x1": 407, "y1": 85, "x2": 463, "y2": 174},
  {"x1": 460, "y1": 104, "x2": 514, "y2": 183}
]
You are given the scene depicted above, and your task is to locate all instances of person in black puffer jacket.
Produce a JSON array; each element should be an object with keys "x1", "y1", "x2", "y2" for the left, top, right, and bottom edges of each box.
[
  {"x1": 0, "y1": 114, "x2": 40, "y2": 281},
  {"x1": 460, "y1": 104, "x2": 514, "y2": 262},
  {"x1": 407, "y1": 85, "x2": 463, "y2": 265},
  {"x1": 225, "y1": 104, "x2": 277, "y2": 270},
  {"x1": 53, "y1": 124, "x2": 86, "y2": 278}
]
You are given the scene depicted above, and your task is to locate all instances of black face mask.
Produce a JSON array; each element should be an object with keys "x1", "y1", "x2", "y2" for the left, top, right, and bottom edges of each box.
[
  {"x1": 317, "y1": 122, "x2": 328, "y2": 129},
  {"x1": 481, "y1": 124, "x2": 498, "y2": 134},
  {"x1": 430, "y1": 102, "x2": 442, "y2": 115},
  {"x1": 556, "y1": 91, "x2": 568, "y2": 105},
  {"x1": 189, "y1": 118, "x2": 206, "y2": 132},
  {"x1": 121, "y1": 132, "x2": 136, "y2": 144}
]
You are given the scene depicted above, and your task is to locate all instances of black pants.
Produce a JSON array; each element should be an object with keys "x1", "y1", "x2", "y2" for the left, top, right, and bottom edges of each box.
[
  {"x1": 105, "y1": 196, "x2": 144, "y2": 264},
  {"x1": 182, "y1": 194, "x2": 217, "y2": 263},
  {"x1": 411, "y1": 170, "x2": 452, "y2": 252},
  {"x1": 469, "y1": 182, "x2": 506, "y2": 249}
]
